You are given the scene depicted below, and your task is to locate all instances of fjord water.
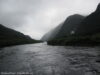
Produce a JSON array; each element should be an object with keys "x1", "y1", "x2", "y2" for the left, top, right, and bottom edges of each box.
[{"x1": 0, "y1": 43, "x2": 100, "y2": 75}]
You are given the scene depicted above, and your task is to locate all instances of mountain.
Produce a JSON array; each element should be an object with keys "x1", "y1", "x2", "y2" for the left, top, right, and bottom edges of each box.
[
  {"x1": 0, "y1": 24, "x2": 39, "y2": 47},
  {"x1": 75, "y1": 3, "x2": 100, "y2": 35},
  {"x1": 42, "y1": 14, "x2": 85, "y2": 41},
  {"x1": 55, "y1": 14, "x2": 85, "y2": 37},
  {"x1": 47, "y1": 4, "x2": 100, "y2": 46},
  {"x1": 41, "y1": 23, "x2": 64, "y2": 41}
]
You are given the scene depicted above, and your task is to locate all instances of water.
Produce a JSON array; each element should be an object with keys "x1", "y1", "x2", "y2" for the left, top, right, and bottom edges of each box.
[{"x1": 0, "y1": 43, "x2": 100, "y2": 75}]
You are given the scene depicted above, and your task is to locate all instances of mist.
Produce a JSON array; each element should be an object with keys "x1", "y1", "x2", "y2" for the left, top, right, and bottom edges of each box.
[{"x1": 0, "y1": 0, "x2": 100, "y2": 39}]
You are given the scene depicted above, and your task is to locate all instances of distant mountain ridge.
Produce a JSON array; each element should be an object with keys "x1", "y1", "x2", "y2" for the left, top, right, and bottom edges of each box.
[{"x1": 0, "y1": 24, "x2": 39, "y2": 47}]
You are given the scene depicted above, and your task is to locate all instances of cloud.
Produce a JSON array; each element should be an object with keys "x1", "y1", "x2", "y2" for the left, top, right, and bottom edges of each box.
[{"x1": 0, "y1": 0, "x2": 100, "y2": 39}]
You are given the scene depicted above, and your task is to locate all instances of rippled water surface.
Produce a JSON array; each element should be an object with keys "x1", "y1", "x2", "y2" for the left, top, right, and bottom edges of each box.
[{"x1": 0, "y1": 43, "x2": 100, "y2": 75}]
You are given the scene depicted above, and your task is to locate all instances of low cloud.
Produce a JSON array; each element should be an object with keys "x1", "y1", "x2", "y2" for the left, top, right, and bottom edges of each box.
[{"x1": 0, "y1": 0, "x2": 100, "y2": 39}]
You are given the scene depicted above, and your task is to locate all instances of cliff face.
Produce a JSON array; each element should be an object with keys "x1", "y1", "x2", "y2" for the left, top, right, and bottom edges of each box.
[
  {"x1": 75, "y1": 4, "x2": 100, "y2": 35},
  {"x1": 0, "y1": 24, "x2": 38, "y2": 47},
  {"x1": 42, "y1": 14, "x2": 84, "y2": 41}
]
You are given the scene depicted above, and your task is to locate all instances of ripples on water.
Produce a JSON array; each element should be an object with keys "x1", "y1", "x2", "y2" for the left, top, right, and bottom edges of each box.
[{"x1": 0, "y1": 43, "x2": 100, "y2": 75}]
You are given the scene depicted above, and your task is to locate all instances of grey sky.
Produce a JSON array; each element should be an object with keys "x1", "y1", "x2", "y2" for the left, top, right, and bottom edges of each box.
[{"x1": 0, "y1": 0, "x2": 100, "y2": 39}]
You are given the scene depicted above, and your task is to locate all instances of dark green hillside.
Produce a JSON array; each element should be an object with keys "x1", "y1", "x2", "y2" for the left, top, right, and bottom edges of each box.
[
  {"x1": 47, "y1": 33, "x2": 100, "y2": 46},
  {"x1": 0, "y1": 24, "x2": 40, "y2": 47}
]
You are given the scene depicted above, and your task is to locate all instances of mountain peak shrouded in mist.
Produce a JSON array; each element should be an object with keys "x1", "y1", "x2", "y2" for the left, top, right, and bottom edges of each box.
[
  {"x1": 46, "y1": 3, "x2": 100, "y2": 46},
  {"x1": 0, "y1": 24, "x2": 39, "y2": 47},
  {"x1": 0, "y1": 0, "x2": 100, "y2": 39},
  {"x1": 41, "y1": 23, "x2": 64, "y2": 41},
  {"x1": 42, "y1": 3, "x2": 100, "y2": 42},
  {"x1": 41, "y1": 14, "x2": 85, "y2": 41}
]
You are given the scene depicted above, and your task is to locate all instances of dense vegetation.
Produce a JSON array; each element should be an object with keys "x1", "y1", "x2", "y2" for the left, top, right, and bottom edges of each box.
[
  {"x1": 47, "y1": 33, "x2": 100, "y2": 46},
  {"x1": 0, "y1": 37, "x2": 40, "y2": 47},
  {"x1": 0, "y1": 24, "x2": 40, "y2": 47}
]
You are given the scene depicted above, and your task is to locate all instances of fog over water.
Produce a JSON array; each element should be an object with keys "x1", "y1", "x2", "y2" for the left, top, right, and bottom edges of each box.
[{"x1": 0, "y1": 0, "x2": 100, "y2": 39}]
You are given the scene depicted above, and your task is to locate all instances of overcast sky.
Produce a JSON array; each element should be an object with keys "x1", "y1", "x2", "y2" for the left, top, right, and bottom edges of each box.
[{"x1": 0, "y1": 0, "x2": 100, "y2": 39}]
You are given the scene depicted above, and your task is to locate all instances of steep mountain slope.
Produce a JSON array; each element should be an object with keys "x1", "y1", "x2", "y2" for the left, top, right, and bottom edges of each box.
[
  {"x1": 41, "y1": 23, "x2": 64, "y2": 41},
  {"x1": 47, "y1": 4, "x2": 100, "y2": 46},
  {"x1": 42, "y1": 14, "x2": 84, "y2": 41},
  {"x1": 75, "y1": 4, "x2": 100, "y2": 35},
  {"x1": 0, "y1": 24, "x2": 38, "y2": 47},
  {"x1": 55, "y1": 14, "x2": 84, "y2": 38}
]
